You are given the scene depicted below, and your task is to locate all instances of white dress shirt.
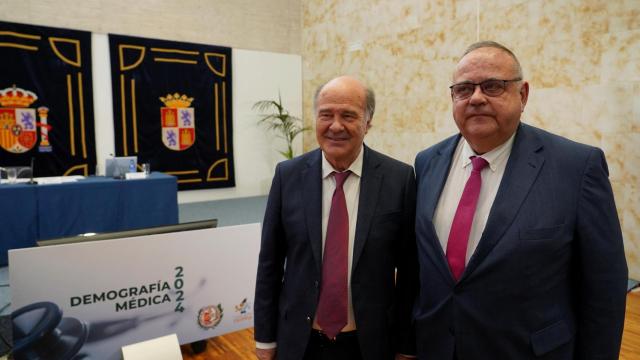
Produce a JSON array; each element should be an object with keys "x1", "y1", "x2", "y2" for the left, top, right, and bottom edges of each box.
[{"x1": 433, "y1": 134, "x2": 515, "y2": 265}]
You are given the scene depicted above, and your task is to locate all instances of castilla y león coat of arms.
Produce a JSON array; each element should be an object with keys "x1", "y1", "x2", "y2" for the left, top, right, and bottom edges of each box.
[{"x1": 160, "y1": 93, "x2": 195, "y2": 151}]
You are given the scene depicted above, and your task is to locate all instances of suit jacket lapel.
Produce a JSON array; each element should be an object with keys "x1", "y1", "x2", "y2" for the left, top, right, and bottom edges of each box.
[
  {"x1": 462, "y1": 124, "x2": 545, "y2": 281},
  {"x1": 303, "y1": 149, "x2": 324, "y2": 274},
  {"x1": 421, "y1": 135, "x2": 460, "y2": 283},
  {"x1": 353, "y1": 146, "x2": 382, "y2": 271},
  {"x1": 424, "y1": 135, "x2": 460, "y2": 220}
]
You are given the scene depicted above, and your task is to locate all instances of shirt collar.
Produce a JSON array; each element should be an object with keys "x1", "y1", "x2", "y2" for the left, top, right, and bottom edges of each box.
[
  {"x1": 322, "y1": 145, "x2": 364, "y2": 179},
  {"x1": 460, "y1": 132, "x2": 516, "y2": 172}
]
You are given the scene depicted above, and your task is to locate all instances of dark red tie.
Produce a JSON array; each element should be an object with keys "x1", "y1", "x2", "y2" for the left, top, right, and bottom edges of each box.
[
  {"x1": 446, "y1": 156, "x2": 489, "y2": 281},
  {"x1": 316, "y1": 171, "x2": 350, "y2": 339}
]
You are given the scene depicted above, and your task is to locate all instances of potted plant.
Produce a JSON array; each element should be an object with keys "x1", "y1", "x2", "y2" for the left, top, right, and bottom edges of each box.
[{"x1": 253, "y1": 93, "x2": 308, "y2": 159}]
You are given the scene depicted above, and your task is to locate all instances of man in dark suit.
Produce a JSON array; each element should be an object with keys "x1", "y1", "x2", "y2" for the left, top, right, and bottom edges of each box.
[
  {"x1": 414, "y1": 41, "x2": 627, "y2": 359},
  {"x1": 254, "y1": 76, "x2": 417, "y2": 360}
]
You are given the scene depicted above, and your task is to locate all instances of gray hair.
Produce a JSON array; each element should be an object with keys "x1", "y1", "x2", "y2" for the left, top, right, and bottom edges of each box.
[
  {"x1": 313, "y1": 78, "x2": 376, "y2": 122},
  {"x1": 461, "y1": 41, "x2": 523, "y2": 79}
]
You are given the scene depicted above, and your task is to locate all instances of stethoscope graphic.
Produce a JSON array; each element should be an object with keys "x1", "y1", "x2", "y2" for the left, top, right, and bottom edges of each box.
[
  {"x1": 12, "y1": 302, "x2": 89, "y2": 360},
  {"x1": 11, "y1": 278, "x2": 208, "y2": 359}
]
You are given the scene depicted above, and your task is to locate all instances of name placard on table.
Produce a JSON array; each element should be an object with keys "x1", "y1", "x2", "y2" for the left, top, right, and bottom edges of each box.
[
  {"x1": 0, "y1": 175, "x2": 83, "y2": 185},
  {"x1": 0, "y1": 174, "x2": 154, "y2": 184}
]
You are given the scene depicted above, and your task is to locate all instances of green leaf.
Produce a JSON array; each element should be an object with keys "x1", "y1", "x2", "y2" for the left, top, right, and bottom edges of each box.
[{"x1": 254, "y1": 92, "x2": 309, "y2": 159}]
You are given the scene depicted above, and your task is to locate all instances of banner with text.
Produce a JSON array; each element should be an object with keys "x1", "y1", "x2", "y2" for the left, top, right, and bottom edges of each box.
[{"x1": 10, "y1": 223, "x2": 260, "y2": 360}]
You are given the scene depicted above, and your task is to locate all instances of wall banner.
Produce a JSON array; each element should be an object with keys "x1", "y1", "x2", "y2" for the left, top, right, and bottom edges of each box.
[
  {"x1": 9, "y1": 223, "x2": 260, "y2": 359},
  {"x1": 0, "y1": 21, "x2": 96, "y2": 176},
  {"x1": 108, "y1": 34, "x2": 235, "y2": 190}
]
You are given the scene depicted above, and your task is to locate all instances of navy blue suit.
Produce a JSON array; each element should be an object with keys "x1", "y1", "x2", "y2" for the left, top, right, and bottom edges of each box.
[
  {"x1": 255, "y1": 146, "x2": 417, "y2": 360},
  {"x1": 414, "y1": 123, "x2": 627, "y2": 359}
]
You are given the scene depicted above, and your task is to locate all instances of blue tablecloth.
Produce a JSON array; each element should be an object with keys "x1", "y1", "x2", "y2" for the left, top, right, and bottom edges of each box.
[
  {"x1": 0, "y1": 184, "x2": 38, "y2": 266},
  {"x1": 0, "y1": 173, "x2": 178, "y2": 265}
]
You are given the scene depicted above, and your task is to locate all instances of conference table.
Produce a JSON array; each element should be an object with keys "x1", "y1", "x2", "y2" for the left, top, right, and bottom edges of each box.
[{"x1": 0, "y1": 173, "x2": 179, "y2": 266}]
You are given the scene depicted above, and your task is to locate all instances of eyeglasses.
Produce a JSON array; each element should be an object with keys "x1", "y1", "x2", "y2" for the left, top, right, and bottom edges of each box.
[{"x1": 449, "y1": 78, "x2": 522, "y2": 100}]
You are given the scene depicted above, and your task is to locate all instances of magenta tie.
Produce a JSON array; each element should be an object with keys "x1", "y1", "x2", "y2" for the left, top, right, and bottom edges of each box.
[
  {"x1": 316, "y1": 171, "x2": 350, "y2": 339},
  {"x1": 446, "y1": 156, "x2": 489, "y2": 281}
]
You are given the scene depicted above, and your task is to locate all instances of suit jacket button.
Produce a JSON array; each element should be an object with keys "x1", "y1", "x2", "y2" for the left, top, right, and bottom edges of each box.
[
  {"x1": 306, "y1": 316, "x2": 311, "y2": 323},
  {"x1": 314, "y1": 281, "x2": 319, "y2": 288}
]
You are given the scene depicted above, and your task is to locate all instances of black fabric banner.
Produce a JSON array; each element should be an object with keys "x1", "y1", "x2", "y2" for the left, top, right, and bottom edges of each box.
[
  {"x1": 0, "y1": 21, "x2": 96, "y2": 176},
  {"x1": 108, "y1": 34, "x2": 234, "y2": 190}
]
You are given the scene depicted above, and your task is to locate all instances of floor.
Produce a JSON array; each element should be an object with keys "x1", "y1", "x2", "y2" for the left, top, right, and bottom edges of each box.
[
  {"x1": 178, "y1": 195, "x2": 268, "y2": 226},
  {"x1": 178, "y1": 289, "x2": 640, "y2": 359}
]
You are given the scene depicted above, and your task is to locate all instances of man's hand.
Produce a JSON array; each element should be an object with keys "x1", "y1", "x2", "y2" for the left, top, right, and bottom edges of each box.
[{"x1": 256, "y1": 347, "x2": 276, "y2": 360}]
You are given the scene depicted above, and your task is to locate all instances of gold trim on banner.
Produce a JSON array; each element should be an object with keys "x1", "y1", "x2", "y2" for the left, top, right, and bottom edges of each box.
[
  {"x1": 131, "y1": 78, "x2": 138, "y2": 153},
  {"x1": 153, "y1": 58, "x2": 197, "y2": 64},
  {"x1": 119, "y1": 45, "x2": 146, "y2": 71},
  {"x1": 214, "y1": 83, "x2": 220, "y2": 151},
  {"x1": 66, "y1": 74, "x2": 76, "y2": 156},
  {"x1": 207, "y1": 158, "x2": 229, "y2": 181},
  {"x1": 49, "y1": 37, "x2": 81, "y2": 67},
  {"x1": 222, "y1": 81, "x2": 228, "y2": 153},
  {"x1": 166, "y1": 170, "x2": 199, "y2": 175},
  {"x1": 177, "y1": 178, "x2": 203, "y2": 184},
  {"x1": 0, "y1": 42, "x2": 37, "y2": 51},
  {"x1": 64, "y1": 164, "x2": 88, "y2": 176},
  {"x1": 77, "y1": 72, "x2": 87, "y2": 159},
  {"x1": 0, "y1": 30, "x2": 40, "y2": 51},
  {"x1": 150, "y1": 48, "x2": 199, "y2": 55},
  {"x1": 204, "y1": 53, "x2": 225, "y2": 76},
  {"x1": 166, "y1": 168, "x2": 204, "y2": 184},
  {"x1": 120, "y1": 74, "x2": 128, "y2": 156},
  {"x1": 0, "y1": 31, "x2": 41, "y2": 40}
]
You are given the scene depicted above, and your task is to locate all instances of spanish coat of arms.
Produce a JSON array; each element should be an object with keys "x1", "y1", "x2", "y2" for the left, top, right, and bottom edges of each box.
[{"x1": 0, "y1": 86, "x2": 52, "y2": 153}]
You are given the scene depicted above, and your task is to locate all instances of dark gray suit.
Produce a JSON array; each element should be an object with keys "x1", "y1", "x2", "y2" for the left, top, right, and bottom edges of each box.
[
  {"x1": 255, "y1": 145, "x2": 417, "y2": 360},
  {"x1": 414, "y1": 123, "x2": 627, "y2": 359}
]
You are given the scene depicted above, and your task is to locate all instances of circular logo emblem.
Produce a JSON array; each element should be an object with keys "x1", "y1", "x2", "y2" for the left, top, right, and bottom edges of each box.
[{"x1": 198, "y1": 304, "x2": 223, "y2": 329}]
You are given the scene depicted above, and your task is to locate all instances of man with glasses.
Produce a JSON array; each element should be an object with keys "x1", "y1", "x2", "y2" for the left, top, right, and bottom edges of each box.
[{"x1": 413, "y1": 41, "x2": 627, "y2": 359}]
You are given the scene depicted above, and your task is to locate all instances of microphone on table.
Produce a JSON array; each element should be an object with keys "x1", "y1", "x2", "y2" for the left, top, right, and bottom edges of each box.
[{"x1": 28, "y1": 157, "x2": 36, "y2": 185}]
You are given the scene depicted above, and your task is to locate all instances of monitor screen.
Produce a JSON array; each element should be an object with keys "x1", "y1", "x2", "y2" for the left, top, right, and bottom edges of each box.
[
  {"x1": 105, "y1": 156, "x2": 137, "y2": 177},
  {"x1": 36, "y1": 219, "x2": 218, "y2": 246}
]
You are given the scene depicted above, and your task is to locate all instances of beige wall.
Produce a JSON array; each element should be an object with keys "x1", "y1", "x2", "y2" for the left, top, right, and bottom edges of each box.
[
  {"x1": 0, "y1": 0, "x2": 301, "y2": 54},
  {"x1": 2, "y1": 0, "x2": 639, "y2": 278},
  {"x1": 301, "y1": 0, "x2": 640, "y2": 279}
]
